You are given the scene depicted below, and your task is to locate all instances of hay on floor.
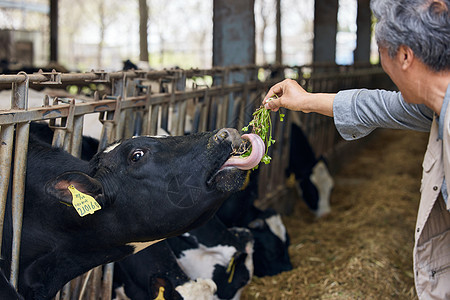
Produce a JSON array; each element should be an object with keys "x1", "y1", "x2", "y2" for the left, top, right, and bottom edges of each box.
[{"x1": 242, "y1": 129, "x2": 428, "y2": 300}]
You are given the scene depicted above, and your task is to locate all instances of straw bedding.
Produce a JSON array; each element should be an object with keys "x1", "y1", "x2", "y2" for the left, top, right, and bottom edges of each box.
[{"x1": 242, "y1": 128, "x2": 429, "y2": 300}]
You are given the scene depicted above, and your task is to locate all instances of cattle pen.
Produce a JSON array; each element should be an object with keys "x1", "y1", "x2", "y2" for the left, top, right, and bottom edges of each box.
[{"x1": 0, "y1": 64, "x2": 394, "y2": 299}]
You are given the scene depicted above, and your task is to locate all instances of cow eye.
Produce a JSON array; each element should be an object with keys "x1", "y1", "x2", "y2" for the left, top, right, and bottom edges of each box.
[{"x1": 130, "y1": 149, "x2": 145, "y2": 162}]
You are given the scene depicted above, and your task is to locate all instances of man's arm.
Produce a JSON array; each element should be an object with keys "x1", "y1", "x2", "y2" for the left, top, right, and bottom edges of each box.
[{"x1": 263, "y1": 79, "x2": 434, "y2": 141}]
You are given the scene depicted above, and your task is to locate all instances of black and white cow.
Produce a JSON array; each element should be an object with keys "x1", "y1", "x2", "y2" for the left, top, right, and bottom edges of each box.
[
  {"x1": 287, "y1": 123, "x2": 334, "y2": 218},
  {"x1": 1, "y1": 127, "x2": 263, "y2": 299},
  {"x1": 167, "y1": 216, "x2": 254, "y2": 300},
  {"x1": 216, "y1": 122, "x2": 334, "y2": 277},
  {"x1": 216, "y1": 170, "x2": 292, "y2": 277},
  {"x1": 113, "y1": 240, "x2": 217, "y2": 300}
]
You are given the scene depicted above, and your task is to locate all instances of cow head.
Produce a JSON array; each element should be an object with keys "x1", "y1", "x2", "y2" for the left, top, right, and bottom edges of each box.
[
  {"x1": 248, "y1": 209, "x2": 293, "y2": 277},
  {"x1": 44, "y1": 128, "x2": 263, "y2": 243}
]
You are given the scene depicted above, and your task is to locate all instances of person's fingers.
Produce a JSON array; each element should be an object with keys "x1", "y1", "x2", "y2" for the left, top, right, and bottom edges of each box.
[
  {"x1": 263, "y1": 81, "x2": 285, "y2": 102},
  {"x1": 264, "y1": 96, "x2": 281, "y2": 111}
]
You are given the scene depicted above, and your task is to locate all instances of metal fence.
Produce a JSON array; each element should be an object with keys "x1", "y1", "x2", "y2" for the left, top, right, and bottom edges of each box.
[{"x1": 0, "y1": 64, "x2": 393, "y2": 299}]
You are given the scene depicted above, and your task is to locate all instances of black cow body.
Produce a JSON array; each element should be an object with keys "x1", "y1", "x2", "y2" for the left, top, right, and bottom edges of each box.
[
  {"x1": 167, "y1": 216, "x2": 254, "y2": 300},
  {"x1": 29, "y1": 122, "x2": 99, "y2": 161},
  {"x1": 0, "y1": 270, "x2": 23, "y2": 300},
  {"x1": 1, "y1": 128, "x2": 248, "y2": 299}
]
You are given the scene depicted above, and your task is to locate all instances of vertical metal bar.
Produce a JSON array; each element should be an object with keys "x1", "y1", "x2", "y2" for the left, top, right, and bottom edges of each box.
[
  {"x1": 160, "y1": 103, "x2": 169, "y2": 133},
  {"x1": 10, "y1": 121, "x2": 30, "y2": 287},
  {"x1": 222, "y1": 69, "x2": 230, "y2": 127},
  {"x1": 208, "y1": 99, "x2": 218, "y2": 131},
  {"x1": 98, "y1": 121, "x2": 114, "y2": 151},
  {"x1": 52, "y1": 127, "x2": 67, "y2": 149},
  {"x1": 142, "y1": 85, "x2": 152, "y2": 135},
  {"x1": 8, "y1": 72, "x2": 29, "y2": 289},
  {"x1": 216, "y1": 97, "x2": 225, "y2": 129},
  {"x1": 70, "y1": 276, "x2": 83, "y2": 300},
  {"x1": 101, "y1": 263, "x2": 114, "y2": 300},
  {"x1": 173, "y1": 71, "x2": 186, "y2": 136},
  {"x1": 191, "y1": 103, "x2": 202, "y2": 134},
  {"x1": 11, "y1": 74, "x2": 28, "y2": 110},
  {"x1": 149, "y1": 105, "x2": 159, "y2": 136},
  {"x1": 71, "y1": 115, "x2": 84, "y2": 158},
  {"x1": 133, "y1": 110, "x2": 144, "y2": 136},
  {"x1": 116, "y1": 109, "x2": 128, "y2": 139},
  {"x1": 0, "y1": 125, "x2": 15, "y2": 254},
  {"x1": 230, "y1": 97, "x2": 241, "y2": 129},
  {"x1": 176, "y1": 101, "x2": 187, "y2": 136},
  {"x1": 59, "y1": 283, "x2": 70, "y2": 300},
  {"x1": 123, "y1": 110, "x2": 134, "y2": 139},
  {"x1": 88, "y1": 266, "x2": 102, "y2": 299},
  {"x1": 199, "y1": 95, "x2": 210, "y2": 132}
]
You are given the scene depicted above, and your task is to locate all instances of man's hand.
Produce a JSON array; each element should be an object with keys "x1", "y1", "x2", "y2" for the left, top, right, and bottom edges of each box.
[
  {"x1": 263, "y1": 79, "x2": 336, "y2": 117},
  {"x1": 263, "y1": 79, "x2": 309, "y2": 112}
]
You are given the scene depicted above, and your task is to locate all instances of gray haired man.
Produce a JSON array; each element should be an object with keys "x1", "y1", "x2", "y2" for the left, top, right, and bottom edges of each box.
[{"x1": 263, "y1": 0, "x2": 450, "y2": 298}]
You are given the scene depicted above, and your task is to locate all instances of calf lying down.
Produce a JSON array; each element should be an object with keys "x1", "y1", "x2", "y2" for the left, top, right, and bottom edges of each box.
[
  {"x1": 114, "y1": 216, "x2": 254, "y2": 300},
  {"x1": 1, "y1": 127, "x2": 264, "y2": 299},
  {"x1": 113, "y1": 240, "x2": 217, "y2": 300}
]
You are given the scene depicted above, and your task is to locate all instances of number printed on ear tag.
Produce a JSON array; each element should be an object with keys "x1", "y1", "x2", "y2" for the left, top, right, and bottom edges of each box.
[{"x1": 68, "y1": 185, "x2": 101, "y2": 217}]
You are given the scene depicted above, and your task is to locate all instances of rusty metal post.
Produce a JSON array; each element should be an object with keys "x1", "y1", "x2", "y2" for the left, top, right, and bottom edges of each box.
[
  {"x1": 199, "y1": 89, "x2": 210, "y2": 132},
  {"x1": 114, "y1": 77, "x2": 127, "y2": 140},
  {"x1": 174, "y1": 71, "x2": 187, "y2": 136},
  {"x1": 101, "y1": 263, "x2": 114, "y2": 300},
  {"x1": 71, "y1": 115, "x2": 84, "y2": 158},
  {"x1": 88, "y1": 266, "x2": 102, "y2": 299},
  {"x1": 98, "y1": 96, "x2": 122, "y2": 151},
  {"x1": 59, "y1": 283, "x2": 70, "y2": 300},
  {"x1": 50, "y1": 99, "x2": 76, "y2": 153},
  {"x1": 9, "y1": 72, "x2": 30, "y2": 288},
  {"x1": 148, "y1": 104, "x2": 160, "y2": 136},
  {"x1": 10, "y1": 121, "x2": 30, "y2": 288},
  {"x1": 0, "y1": 124, "x2": 15, "y2": 253}
]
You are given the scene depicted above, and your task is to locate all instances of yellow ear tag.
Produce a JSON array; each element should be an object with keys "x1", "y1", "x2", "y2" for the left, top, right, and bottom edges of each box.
[
  {"x1": 226, "y1": 256, "x2": 236, "y2": 283},
  {"x1": 154, "y1": 286, "x2": 165, "y2": 300},
  {"x1": 67, "y1": 185, "x2": 101, "y2": 217}
]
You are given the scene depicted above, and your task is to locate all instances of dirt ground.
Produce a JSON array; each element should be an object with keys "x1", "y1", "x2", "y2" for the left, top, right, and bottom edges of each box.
[{"x1": 241, "y1": 128, "x2": 429, "y2": 300}]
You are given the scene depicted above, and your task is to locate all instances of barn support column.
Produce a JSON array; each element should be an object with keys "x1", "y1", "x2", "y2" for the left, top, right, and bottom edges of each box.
[
  {"x1": 212, "y1": 0, "x2": 256, "y2": 125},
  {"x1": 275, "y1": 0, "x2": 282, "y2": 65},
  {"x1": 313, "y1": 0, "x2": 338, "y2": 64},
  {"x1": 50, "y1": 0, "x2": 58, "y2": 62},
  {"x1": 139, "y1": 0, "x2": 149, "y2": 63},
  {"x1": 213, "y1": 0, "x2": 255, "y2": 71},
  {"x1": 354, "y1": 0, "x2": 372, "y2": 63}
]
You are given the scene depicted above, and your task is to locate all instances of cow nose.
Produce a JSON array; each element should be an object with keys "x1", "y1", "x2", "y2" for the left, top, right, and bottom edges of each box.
[{"x1": 214, "y1": 128, "x2": 241, "y2": 146}]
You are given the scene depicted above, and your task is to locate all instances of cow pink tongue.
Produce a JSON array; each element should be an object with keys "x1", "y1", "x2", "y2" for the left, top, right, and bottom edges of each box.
[{"x1": 221, "y1": 133, "x2": 265, "y2": 170}]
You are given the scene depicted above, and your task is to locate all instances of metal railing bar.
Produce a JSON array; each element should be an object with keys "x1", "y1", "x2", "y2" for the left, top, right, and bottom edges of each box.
[
  {"x1": 0, "y1": 124, "x2": 15, "y2": 254},
  {"x1": 10, "y1": 121, "x2": 30, "y2": 288}
]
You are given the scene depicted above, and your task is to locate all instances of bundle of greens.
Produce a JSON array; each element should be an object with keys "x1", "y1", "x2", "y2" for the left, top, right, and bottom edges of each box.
[{"x1": 238, "y1": 95, "x2": 285, "y2": 169}]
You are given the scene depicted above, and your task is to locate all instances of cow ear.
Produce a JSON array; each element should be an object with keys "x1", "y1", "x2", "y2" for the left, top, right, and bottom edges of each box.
[{"x1": 45, "y1": 171, "x2": 105, "y2": 206}]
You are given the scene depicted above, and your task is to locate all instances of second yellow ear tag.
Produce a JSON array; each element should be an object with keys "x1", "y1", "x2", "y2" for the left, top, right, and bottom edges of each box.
[
  {"x1": 68, "y1": 185, "x2": 101, "y2": 217},
  {"x1": 154, "y1": 286, "x2": 165, "y2": 300}
]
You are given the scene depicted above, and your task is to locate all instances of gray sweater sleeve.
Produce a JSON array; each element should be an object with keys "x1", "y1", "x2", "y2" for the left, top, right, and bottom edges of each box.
[{"x1": 333, "y1": 89, "x2": 433, "y2": 141}]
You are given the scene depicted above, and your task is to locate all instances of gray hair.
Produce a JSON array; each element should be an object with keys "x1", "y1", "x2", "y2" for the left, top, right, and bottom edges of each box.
[{"x1": 371, "y1": 0, "x2": 450, "y2": 72}]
